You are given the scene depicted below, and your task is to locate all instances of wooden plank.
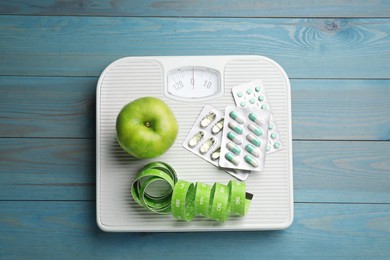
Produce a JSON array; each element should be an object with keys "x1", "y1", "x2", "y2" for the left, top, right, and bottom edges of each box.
[
  {"x1": 0, "y1": 201, "x2": 389, "y2": 258},
  {"x1": 294, "y1": 141, "x2": 390, "y2": 203},
  {"x1": 0, "y1": 76, "x2": 96, "y2": 138},
  {"x1": 1, "y1": 138, "x2": 389, "y2": 203},
  {"x1": 292, "y1": 79, "x2": 390, "y2": 140},
  {"x1": 0, "y1": 138, "x2": 95, "y2": 200},
  {"x1": 1, "y1": 77, "x2": 389, "y2": 140},
  {"x1": 0, "y1": 16, "x2": 389, "y2": 78},
  {"x1": 0, "y1": 0, "x2": 389, "y2": 18}
]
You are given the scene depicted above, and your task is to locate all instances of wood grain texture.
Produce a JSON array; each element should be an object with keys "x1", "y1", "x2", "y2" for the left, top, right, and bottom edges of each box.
[
  {"x1": 1, "y1": 16, "x2": 389, "y2": 78},
  {"x1": 0, "y1": 0, "x2": 389, "y2": 18},
  {"x1": 0, "y1": 76, "x2": 96, "y2": 138},
  {"x1": 0, "y1": 0, "x2": 389, "y2": 255},
  {"x1": 0, "y1": 138, "x2": 95, "y2": 200},
  {"x1": 1, "y1": 138, "x2": 389, "y2": 203},
  {"x1": 292, "y1": 79, "x2": 390, "y2": 140},
  {"x1": 0, "y1": 201, "x2": 389, "y2": 259},
  {"x1": 294, "y1": 141, "x2": 390, "y2": 203},
  {"x1": 1, "y1": 77, "x2": 389, "y2": 140}
]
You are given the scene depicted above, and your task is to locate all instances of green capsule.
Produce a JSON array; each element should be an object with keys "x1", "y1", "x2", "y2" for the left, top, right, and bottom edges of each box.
[
  {"x1": 245, "y1": 144, "x2": 260, "y2": 157},
  {"x1": 225, "y1": 152, "x2": 240, "y2": 166},
  {"x1": 246, "y1": 134, "x2": 261, "y2": 147},
  {"x1": 227, "y1": 142, "x2": 241, "y2": 155},
  {"x1": 229, "y1": 111, "x2": 245, "y2": 124},
  {"x1": 227, "y1": 131, "x2": 243, "y2": 145},
  {"x1": 248, "y1": 122, "x2": 263, "y2": 136},
  {"x1": 244, "y1": 155, "x2": 259, "y2": 167},
  {"x1": 248, "y1": 113, "x2": 262, "y2": 125},
  {"x1": 228, "y1": 121, "x2": 243, "y2": 135}
]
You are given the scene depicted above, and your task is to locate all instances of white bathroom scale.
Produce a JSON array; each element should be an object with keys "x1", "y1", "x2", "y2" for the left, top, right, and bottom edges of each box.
[{"x1": 96, "y1": 55, "x2": 294, "y2": 232}]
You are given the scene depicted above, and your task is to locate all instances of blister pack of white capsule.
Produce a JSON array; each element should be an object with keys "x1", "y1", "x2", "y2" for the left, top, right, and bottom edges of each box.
[
  {"x1": 183, "y1": 105, "x2": 251, "y2": 181},
  {"x1": 183, "y1": 105, "x2": 224, "y2": 166},
  {"x1": 219, "y1": 106, "x2": 270, "y2": 172},
  {"x1": 232, "y1": 80, "x2": 282, "y2": 154}
]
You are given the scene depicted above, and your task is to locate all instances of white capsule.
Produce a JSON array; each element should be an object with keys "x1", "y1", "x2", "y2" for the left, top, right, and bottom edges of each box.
[
  {"x1": 188, "y1": 131, "x2": 204, "y2": 148},
  {"x1": 210, "y1": 147, "x2": 221, "y2": 161},
  {"x1": 200, "y1": 112, "x2": 216, "y2": 128},
  {"x1": 199, "y1": 137, "x2": 215, "y2": 154},
  {"x1": 211, "y1": 118, "x2": 224, "y2": 134}
]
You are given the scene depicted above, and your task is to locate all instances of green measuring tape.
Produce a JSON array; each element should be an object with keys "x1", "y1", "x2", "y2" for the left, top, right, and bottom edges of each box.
[
  {"x1": 130, "y1": 162, "x2": 178, "y2": 214},
  {"x1": 131, "y1": 162, "x2": 253, "y2": 222}
]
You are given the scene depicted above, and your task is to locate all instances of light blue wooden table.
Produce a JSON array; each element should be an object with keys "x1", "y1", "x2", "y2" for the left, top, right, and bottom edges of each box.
[{"x1": 1, "y1": 1, "x2": 389, "y2": 259}]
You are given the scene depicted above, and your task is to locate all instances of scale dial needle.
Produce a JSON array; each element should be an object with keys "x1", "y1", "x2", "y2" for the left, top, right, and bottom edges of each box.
[{"x1": 166, "y1": 66, "x2": 220, "y2": 99}]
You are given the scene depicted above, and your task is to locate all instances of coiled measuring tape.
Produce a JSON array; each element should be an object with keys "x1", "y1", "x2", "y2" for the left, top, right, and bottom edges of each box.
[
  {"x1": 131, "y1": 162, "x2": 253, "y2": 222},
  {"x1": 131, "y1": 162, "x2": 178, "y2": 214}
]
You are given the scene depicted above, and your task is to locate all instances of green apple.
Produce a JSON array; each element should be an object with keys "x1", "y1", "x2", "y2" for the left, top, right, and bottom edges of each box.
[{"x1": 116, "y1": 97, "x2": 179, "y2": 159}]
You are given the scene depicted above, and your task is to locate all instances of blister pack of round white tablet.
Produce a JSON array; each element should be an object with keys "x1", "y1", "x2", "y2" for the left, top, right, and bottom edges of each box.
[{"x1": 232, "y1": 80, "x2": 282, "y2": 153}]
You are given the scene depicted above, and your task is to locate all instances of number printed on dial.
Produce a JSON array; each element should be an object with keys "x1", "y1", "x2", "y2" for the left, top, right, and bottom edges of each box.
[{"x1": 166, "y1": 66, "x2": 221, "y2": 101}]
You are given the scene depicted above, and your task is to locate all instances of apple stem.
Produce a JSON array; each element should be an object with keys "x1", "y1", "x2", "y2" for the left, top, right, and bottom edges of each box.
[{"x1": 144, "y1": 121, "x2": 152, "y2": 128}]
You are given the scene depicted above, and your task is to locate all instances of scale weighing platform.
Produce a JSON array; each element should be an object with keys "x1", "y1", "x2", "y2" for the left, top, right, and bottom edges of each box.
[{"x1": 96, "y1": 55, "x2": 293, "y2": 232}]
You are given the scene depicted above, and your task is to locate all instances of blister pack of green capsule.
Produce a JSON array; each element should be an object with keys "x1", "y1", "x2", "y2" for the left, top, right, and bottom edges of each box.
[{"x1": 219, "y1": 106, "x2": 270, "y2": 172}]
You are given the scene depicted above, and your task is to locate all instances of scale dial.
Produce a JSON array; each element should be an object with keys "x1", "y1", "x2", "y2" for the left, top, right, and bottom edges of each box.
[{"x1": 166, "y1": 66, "x2": 222, "y2": 101}]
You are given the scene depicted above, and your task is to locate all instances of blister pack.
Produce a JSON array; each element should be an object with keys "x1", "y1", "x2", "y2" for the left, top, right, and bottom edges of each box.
[
  {"x1": 231, "y1": 80, "x2": 282, "y2": 153},
  {"x1": 183, "y1": 105, "x2": 224, "y2": 166},
  {"x1": 183, "y1": 105, "x2": 250, "y2": 180},
  {"x1": 219, "y1": 106, "x2": 270, "y2": 172}
]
